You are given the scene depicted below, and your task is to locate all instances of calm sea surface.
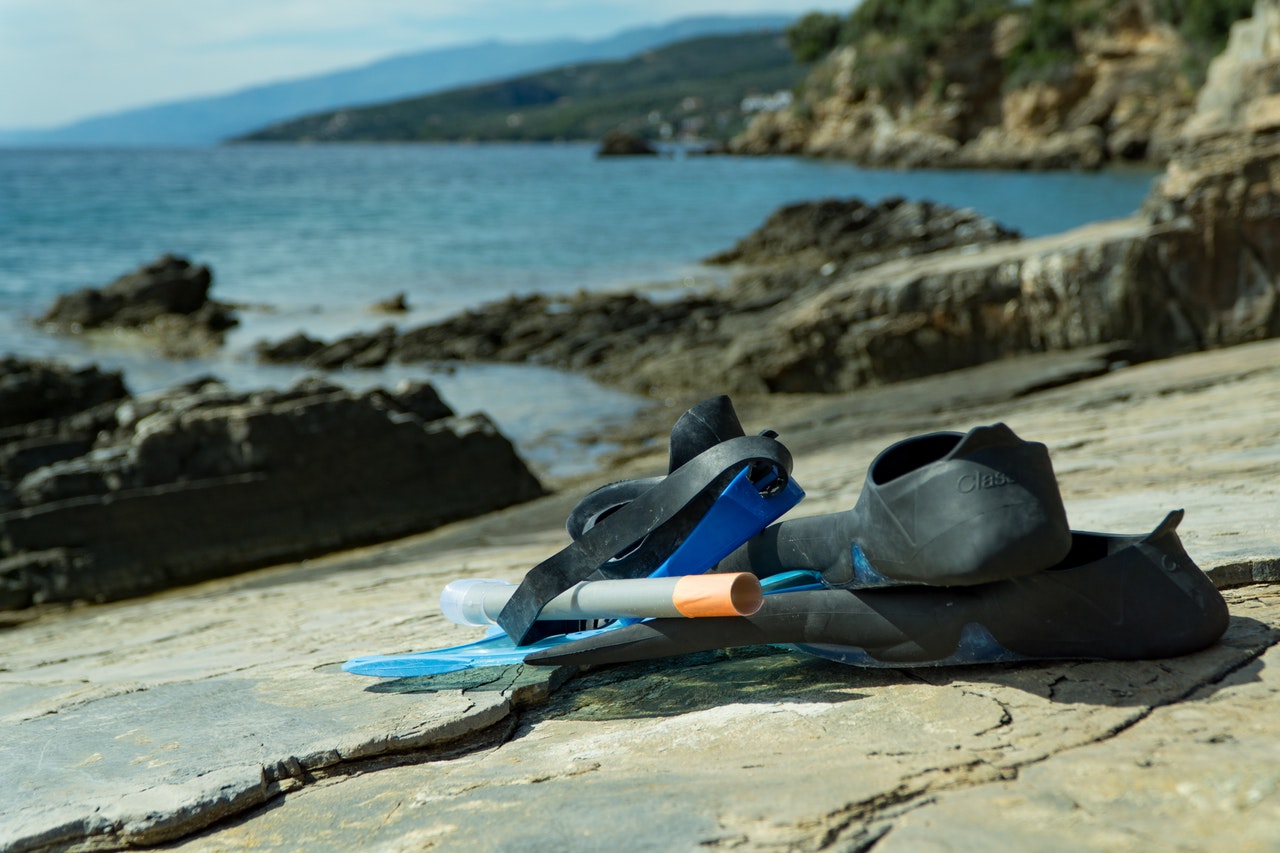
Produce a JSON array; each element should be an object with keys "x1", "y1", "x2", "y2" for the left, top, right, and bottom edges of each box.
[{"x1": 0, "y1": 143, "x2": 1157, "y2": 474}]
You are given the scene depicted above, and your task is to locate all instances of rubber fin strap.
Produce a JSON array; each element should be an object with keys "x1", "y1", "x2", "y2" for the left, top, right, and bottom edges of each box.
[{"x1": 498, "y1": 433, "x2": 793, "y2": 646}]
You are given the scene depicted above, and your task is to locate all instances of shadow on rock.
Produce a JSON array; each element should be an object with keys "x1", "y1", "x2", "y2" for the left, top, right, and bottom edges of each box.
[
  {"x1": 362, "y1": 614, "x2": 1273, "y2": 721},
  {"x1": 365, "y1": 664, "x2": 559, "y2": 697}
]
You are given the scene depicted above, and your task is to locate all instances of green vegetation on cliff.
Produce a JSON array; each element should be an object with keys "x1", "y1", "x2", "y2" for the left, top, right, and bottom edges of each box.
[
  {"x1": 1001, "y1": 0, "x2": 1255, "y2": 86},
  {"x1": 1156, "y1": 0, "x2": 1257, "y2": 79},
  {"x1": 236, "y1": 31, "x2": 804, "y2": 144},
  {"x1": 751, "y1": 0, "x2": 1260, "y2": 168},
  {"x1": 785, "y1": 0, "x2": 1254, "y2": 90}
]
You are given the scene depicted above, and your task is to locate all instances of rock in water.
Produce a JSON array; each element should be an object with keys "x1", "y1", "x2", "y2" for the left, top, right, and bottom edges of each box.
[
  {"x1": 371, "y1": 292, "x2": 410, "y2": 313},
  {"x1": 0, "y1": 362, "x2": 545, "y2": 609},
  {"x1": 706, "y1": 196, "x2": 1021, "y2": 273},
  {"x1": 254, "y1": 331, "x2": 327, "y2": 364},
  {"x1": 40, "y1": 254, "x2": 238, "y2": 356},
  {"x1": 597, "y1": 130, "x2": 658, "y2": 156}
]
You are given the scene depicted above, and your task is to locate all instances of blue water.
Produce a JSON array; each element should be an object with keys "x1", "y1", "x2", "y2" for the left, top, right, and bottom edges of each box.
[{"x1": 0, "y1": 143, "x2": 1157, "y2": 474}]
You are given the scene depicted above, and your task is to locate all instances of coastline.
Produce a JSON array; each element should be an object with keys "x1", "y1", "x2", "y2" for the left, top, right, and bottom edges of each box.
[
  {"x1": 0, "y1": 144, "x2": 1158, "y2": 477},
  {"x1": 5, "y1": 2, "x2": 1280, "y2": 846}
]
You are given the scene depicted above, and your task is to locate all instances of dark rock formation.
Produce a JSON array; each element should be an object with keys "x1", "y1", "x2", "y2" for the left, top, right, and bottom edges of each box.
[
  {"x1": 707, "y1": 196, "x2": 1020, "y2": 273},
  {"x1": 0, "y1": 359, "x2": 131, "y2": 514},
  {"x1": 597, "y1": 130, "x2": 658, "y2": 156},
  {"x1": 395, "y1": 292, "x2": 731, "y2": 370},
  {"x1": 40, "y1": 255, "x2": 238, "y2": 357},
  {"x1": 250, "y1": 199, "x2": 1020, "y2": 393},
  {"x1": 0, "y1": 361, "x2": 544, "y2": 609},
  {"x1": 0, "y1": 357, "x2": 128, "y2": 430},
  {"x1": 256, "y1": 326, "x2": 399, "y2": 370},
  {"x1": 254, "y1": 332, "x2": 327, "y2": 364}
]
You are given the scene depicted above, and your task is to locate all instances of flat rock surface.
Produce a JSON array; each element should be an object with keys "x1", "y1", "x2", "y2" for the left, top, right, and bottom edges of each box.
[{"x1": 2, "y1": 339, "x2": 1279, "y2": 851}]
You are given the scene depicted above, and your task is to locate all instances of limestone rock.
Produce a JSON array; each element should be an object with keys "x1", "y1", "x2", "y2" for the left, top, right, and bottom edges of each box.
[
  {"x1": 1140, "y1": 0, "x2": 1280, "y2": 349},
  {"x1": 1142, "y1": 138, "x2": 1280, "y2": 349},
  {"x1": 1183, "y1": 0, "x2": 1280, "y2": 140},
  {"x1": 1, "y1": 339, "x2": 1279, "y2": 852},
  {"x1": 0, "y1": 368, "x2": 544, "y2": 609}
]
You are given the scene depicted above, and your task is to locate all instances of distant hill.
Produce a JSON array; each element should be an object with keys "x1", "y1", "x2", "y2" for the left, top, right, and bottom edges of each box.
[
  {"x1": 1, "y1": 14, "x2": 793, "y2": 147},
  {"x1": 235, "y1": 31, "x2": 803, "y2": 144}
]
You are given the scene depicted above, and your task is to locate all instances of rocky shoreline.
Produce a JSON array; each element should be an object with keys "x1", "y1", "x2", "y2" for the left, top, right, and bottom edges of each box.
[
  {"x1": 240, "y1": 5, "x2": 1280, "y2": 399},
  {"x1": 3, "y1": 4, "x2": 1280, "y2": 849},
  {"x1": 12, "y1": 0, "x2": 1280, "y2": 615},
  {"x1": 252, "y1": 197, "x2": 1031, "y2": 394},
  {"x1": 247, "y1": 158, "x2": 1273, "y2": 399}
]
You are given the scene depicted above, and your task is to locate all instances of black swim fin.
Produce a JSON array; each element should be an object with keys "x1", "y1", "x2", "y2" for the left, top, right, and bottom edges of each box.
[
  {"x1": 716, "y1": 423, "x2": 1072, "y2": 588},
  {"x1": 524, "y1": 511, "x2": 1229, "y2": 667},
  {"x1": 564, "y1": 395, "x2": 750, "y2": 546}
]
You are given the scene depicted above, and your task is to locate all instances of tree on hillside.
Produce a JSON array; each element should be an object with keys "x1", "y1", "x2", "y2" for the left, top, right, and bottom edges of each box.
[
  {"x1": 840, "y1": 0, "x2": 1012, "y2": 55},
  {"x1": 786, "y1": 12, "x2": 842, "y2": 63}
]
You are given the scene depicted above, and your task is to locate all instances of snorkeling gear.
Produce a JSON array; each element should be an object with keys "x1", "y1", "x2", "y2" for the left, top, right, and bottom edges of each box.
[
  {"x1": 343, "y1": 396, "x2": 803, "y2": 675},
  {"x1": 345, "y1": 403, "x2": 1227, "y2": 680},
  {"x1": 344, "y1": 623, "x2": 622, "y2": 678},
  {"x1": 494, "y1": 395, "x2": 800, "y2": 646},
  {"x1": 343, "y1": 573, "x2": 763, "y2": 677},
  {"x1": 716, "y1": 423, "x2": 1073, "y2": 588},
  {"x1": 524, "y1": 511, "x2": 1229, "y2": 668}
]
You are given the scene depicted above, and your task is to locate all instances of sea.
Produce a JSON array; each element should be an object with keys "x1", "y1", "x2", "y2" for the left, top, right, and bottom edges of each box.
[{"x1": 0, "y1": 143, "x2": 1158, "y2": 476}]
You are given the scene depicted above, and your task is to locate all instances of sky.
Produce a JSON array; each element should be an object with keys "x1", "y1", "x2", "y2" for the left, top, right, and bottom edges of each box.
[{"x1": 0, "y1": 0, "x2": 845, "y2": 130}]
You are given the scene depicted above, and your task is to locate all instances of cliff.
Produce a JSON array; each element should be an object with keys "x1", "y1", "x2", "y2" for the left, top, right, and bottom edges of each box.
[{"x1": 733, "y1": 0, "x2": 1252, "y2": 169}]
